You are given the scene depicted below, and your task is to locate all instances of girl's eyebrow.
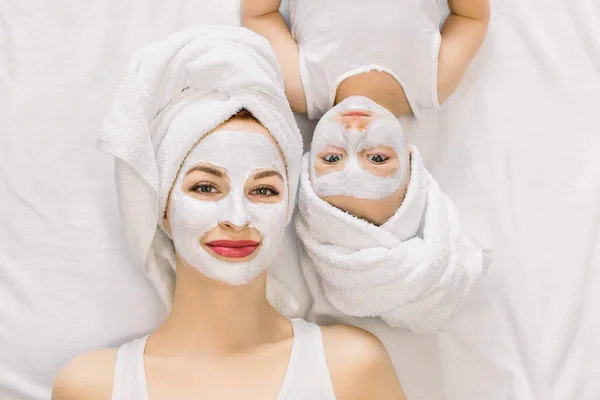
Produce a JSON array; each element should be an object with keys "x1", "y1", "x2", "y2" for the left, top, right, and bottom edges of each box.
[{"x1": 253, "y1": 170, "x2": 283, "y2": 181}]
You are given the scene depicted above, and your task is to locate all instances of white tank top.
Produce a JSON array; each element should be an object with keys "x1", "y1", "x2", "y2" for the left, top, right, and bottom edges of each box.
[
  {"x1": 111, "y1": 319, "x2": 337, "y2": 399},
  {"x1": 290, "y1": 0, "x2": 443, "y2": 120}
]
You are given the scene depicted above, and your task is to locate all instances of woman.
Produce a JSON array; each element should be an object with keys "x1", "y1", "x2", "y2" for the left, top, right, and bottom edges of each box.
[
  {"x1": 51, "y1": 27, "x2": 406, "y2": 399},
  {"x1": 52, "y1": 111, "x2": 405, "y2": 400}
]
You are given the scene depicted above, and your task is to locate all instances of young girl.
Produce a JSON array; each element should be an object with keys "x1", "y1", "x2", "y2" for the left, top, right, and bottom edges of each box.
[
  {"x1": 51, "y1": 27, "x2": 406, "y2": 400},
  {"x1": 242, "y1": 0, "x2": 490, "y2": 224}
]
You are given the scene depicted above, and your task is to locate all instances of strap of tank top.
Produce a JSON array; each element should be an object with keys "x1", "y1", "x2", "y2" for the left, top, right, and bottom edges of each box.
[
  {"x1": 111, "y1": 335, "x2": 150, "y2": 400},
  {"x1": 278, "y1": 319, "x2": 337, "y2": 400},
  {"x1": 304, "y1": 321, "x2": 337, "y2": 399},
  {"x1": 276, "y1": 319, "x2": 303, "y2": 399}
]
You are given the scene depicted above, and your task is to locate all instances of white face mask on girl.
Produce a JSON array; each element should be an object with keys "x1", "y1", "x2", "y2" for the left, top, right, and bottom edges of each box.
[
  {"x1": 310, "y1": 96, "x2": 409, "y2": 200},
  {"x1": 168, "y1": 130, "x2": 288, "y2": 285}
]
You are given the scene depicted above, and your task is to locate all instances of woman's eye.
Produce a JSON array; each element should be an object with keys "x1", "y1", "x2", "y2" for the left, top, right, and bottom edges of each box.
[
  {"x1": 323, "y1": 154, "x2": 343, "y2": 163},
  {"x1": 368, "y1": 154, "x2": 388, "y2": 163},
  {"x1": 252, "y1": 186, "x2": 280, "y2": 197},
  {"x1": 192, "y1": 183, "x2": 218, "y2": 194}
]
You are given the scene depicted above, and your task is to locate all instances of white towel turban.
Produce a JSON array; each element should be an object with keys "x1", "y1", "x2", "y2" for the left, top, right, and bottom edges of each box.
[{"x1": 97, "y1": 26, "x2": 303, "y2": 314}]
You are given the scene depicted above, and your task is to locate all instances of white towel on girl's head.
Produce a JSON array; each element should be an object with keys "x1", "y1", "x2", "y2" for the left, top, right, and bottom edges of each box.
[
  {"x1": 97, "y1": 26, "x2": 303, "y2": 317},
  {"x1": 295, "y1": 146, "x2": 492, "y2": 333}
]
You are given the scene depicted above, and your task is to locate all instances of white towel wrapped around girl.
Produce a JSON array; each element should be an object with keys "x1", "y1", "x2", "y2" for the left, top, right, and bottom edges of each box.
[{"x1": 296, "y1": 145, "x2": 493, "y2": 333}]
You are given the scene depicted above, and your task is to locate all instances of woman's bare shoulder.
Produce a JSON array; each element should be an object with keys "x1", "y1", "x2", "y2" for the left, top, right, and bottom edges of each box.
[
  {"x1": 51, "y1": 348, "x2": 118, "y2": 400},
  {"x1": 320, "y1": 324, "x2": 407, "y2": 400},
  {"x1": 320, "y1": 324, "x2": 391, "y2": 377}
]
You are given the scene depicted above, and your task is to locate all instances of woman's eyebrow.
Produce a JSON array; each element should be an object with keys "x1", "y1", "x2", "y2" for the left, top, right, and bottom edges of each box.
[
  {"x1": 253, "y1": 170, "x2": 283, "y2": 180},
  {"x1": 186, "y1": 165, "x2": 224, "y2": 178}
]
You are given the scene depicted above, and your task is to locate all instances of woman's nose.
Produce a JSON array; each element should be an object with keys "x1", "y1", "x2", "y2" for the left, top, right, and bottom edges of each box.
[
  {"x1": 219, "y1": 220, "x2": 249, "y2": 231},
  {"x1": 220, "y1": 192, "x2": 250, "y2": 228}
]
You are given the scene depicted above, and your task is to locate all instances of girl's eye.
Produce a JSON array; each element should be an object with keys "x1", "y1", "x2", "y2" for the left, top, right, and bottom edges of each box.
[
  {"x1": 191, "y1": 183, "x2": 219, "y2": 194},
  {"x1": 368, "y1": 154, "x2": 388, "y2": 163},
  {"x1": 323, "y1": 154, "x2": 343, "y2": 163},
  {"x1": 251, "y1": 186, "x2": 280, "y2": 197}
]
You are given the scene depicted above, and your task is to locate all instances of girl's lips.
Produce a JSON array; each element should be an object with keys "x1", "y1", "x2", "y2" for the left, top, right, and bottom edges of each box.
[
  {"x1": 205, "y1": 240, "x2": 260, "y2": 259},
  {"x1": 341, "y1": 110, "x2": 371, "y2": 117}
]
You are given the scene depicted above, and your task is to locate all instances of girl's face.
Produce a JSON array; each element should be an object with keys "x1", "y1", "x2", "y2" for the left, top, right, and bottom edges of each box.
[
  {"x1": 310, "y1": 96, "x2": 409, "y2": 201},
  {"x1": 165, "y1": 119, "x2": 289, "y2": 286}
]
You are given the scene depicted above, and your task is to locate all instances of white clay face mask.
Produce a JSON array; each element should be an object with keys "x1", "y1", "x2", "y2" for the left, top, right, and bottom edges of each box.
[
  {"x1": 169, "y1": 130, "x2": 288, "y2": 285},
  {"x1": 310, "y1": 96, "x2": 409, "y2": 200}
]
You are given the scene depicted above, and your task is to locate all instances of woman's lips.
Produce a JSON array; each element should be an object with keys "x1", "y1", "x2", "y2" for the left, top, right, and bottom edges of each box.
[{"x1": 205, "y1": 240, "x2": 260, "y2": 259}]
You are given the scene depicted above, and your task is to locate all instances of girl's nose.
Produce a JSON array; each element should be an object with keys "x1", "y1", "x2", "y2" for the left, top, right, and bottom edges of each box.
[{"x1": 340, "y1": 115, "x2": 371, "y2": 131}]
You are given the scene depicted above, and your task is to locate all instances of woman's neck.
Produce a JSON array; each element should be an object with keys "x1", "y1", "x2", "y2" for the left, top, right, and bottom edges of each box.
[
  {"x1": 151, "y1": 261, "x2": 291, "y2": 356},
  {"x1": 334, "y1": 70, "x2": 412, "y2": 117}
]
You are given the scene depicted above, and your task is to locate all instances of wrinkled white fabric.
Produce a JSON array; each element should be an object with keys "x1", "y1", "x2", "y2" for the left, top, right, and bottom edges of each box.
[
  {"x1": 4, "y1": 1, "x2": 600, "y2": 400},
  {"x1": 409, "y1": 1, "x2": 600, "y2": 398}
]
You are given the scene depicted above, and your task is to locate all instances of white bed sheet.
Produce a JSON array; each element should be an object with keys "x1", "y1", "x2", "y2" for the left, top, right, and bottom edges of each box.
[
  {"x1": 399, "y1": 0, "x2": 600, "y2": 398},
  {"x1": 1, "y1": 0, "x2": 599, "y2": 399}
]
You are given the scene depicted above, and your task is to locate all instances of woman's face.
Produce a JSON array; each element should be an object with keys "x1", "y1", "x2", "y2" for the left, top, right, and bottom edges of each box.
[{"x1": 165, "y1": 117, "x2": 289, "y2": 285}]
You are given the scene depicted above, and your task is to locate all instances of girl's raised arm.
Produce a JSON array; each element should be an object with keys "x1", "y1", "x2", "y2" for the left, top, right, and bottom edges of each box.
[
  {"x1": 241, "y1": 0, "x2": 307, "y2": 113},
  {"x1": 438, "y1": 0, "x2": 491, "y2": 104}
]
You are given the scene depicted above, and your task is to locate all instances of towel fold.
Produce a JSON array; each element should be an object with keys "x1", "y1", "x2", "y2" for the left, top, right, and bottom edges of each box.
[
  {"x1": 295, "y1": 146, "x2": 492, "y2": 333},
  {"x1": 98, "y1": 26, "x2": 303, "y2": 317}
]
